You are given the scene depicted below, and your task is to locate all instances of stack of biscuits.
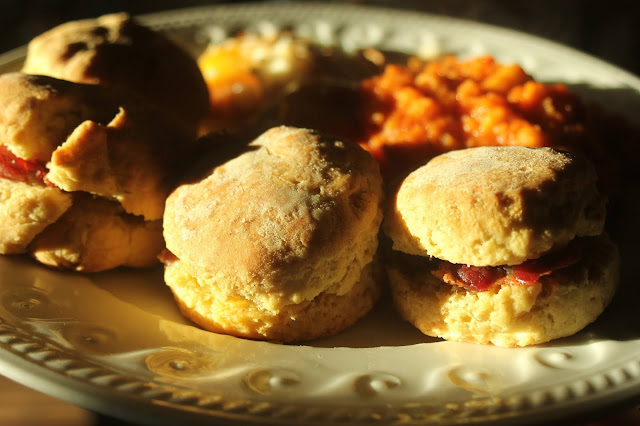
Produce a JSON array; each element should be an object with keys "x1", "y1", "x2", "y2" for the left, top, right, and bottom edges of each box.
[{"x1": 0, "y1": 13, "x2": 208, "y2": 272}]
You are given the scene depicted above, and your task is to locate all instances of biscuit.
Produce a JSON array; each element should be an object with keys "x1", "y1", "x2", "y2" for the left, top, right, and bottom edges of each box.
[
  {"x1": 385, "y1": 146, "x2": 606, "y2": 266},
  {"x1": 165, "y1": 259, "x2": 382, "y2": 342},
  {"x1": 0, "y1": 72, "x2": 117, "y2": 163},
  {"x1": 0, "y1": 72, "x2": 190, "y2": 221},
  {"x1": 387, "y1": 233, "x2": 619, "y2": 347},
  {"x1": 0, "y1": 73, "x2": 191, "y2": 271},
  {"x1": 22, "y1": 13, "x2": 209, "y2": 134},
  {"x1": 30, "y1": 195, "x2": 164, "y2": 272},
  {"x1": 163, "y1": 126, "x2": 384, "y2": 341},
  {"x1": 0, "y1": 178, "x2": 72, "y2": 254}
]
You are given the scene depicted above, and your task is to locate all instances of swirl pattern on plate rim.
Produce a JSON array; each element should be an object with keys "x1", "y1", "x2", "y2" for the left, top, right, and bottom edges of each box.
[{"x1": 1, "y1": 313, "x2": 639, "y2": 424}]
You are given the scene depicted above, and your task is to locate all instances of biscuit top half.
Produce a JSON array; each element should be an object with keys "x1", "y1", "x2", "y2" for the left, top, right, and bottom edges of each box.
[
  {"x1": 22, "y1": 13, "x2": 209, "y2": 134},
  {"x1": 385, "y1": 146, "x2": 606, "y2": 266},
  {"x1": 0, "y1": 72, "x2": 192, "y2": 220},
  {"x1": 163, "y1": 126, "x2": 384, "y2": 312}
]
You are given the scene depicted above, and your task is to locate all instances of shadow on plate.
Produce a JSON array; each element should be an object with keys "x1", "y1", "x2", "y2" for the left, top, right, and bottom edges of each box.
[
  {"x1": 309, "y1": 288, "x2": 442, "y2": 348},
  {"x1": 560, "y1": 83, "x2": 640, "y2": 343}
]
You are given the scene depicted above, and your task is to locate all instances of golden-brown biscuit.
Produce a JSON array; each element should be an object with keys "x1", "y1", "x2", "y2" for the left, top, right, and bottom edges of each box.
[
  {"x1": 0, "y1": 178, "x2": 72, "y2": 254},
  {"x1": 22, "y1": 13, "x2": 209, "y2": 134},
  {"x1": 385, "y1": 146, "x2": 606, "y2": 266},
  {"x1": 163, "y1": 126, "x2": 384, "y2": 342},
  {"x1": 46, "y1": 102, "x2": 178, "y2": 220},
  {"x1": 384, "y1": 146, "x2": 618, "y2": 347},
  {"x1": 30, "y1": 195, "x2": 164, "y2": 272}
]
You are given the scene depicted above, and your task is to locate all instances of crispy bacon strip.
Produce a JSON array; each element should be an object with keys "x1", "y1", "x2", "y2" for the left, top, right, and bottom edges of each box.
[
  {"x1": 158, "y1": 249, "x2": 178, "y2": 265},
  {"x1": 432, "y1": 242, "x2": 583, "y2": 292}
]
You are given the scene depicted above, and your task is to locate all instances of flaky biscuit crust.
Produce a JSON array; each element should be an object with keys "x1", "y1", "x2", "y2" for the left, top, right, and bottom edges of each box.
[
  {"x1": 164, "y1": 126, "x2": 384, "y2": 321},
  {"x1": 386, "y1": 146, "x2": 606, "y2": 266},
  {"x1": 387, "y1": 234, "x2": 619, "y2": 347}
]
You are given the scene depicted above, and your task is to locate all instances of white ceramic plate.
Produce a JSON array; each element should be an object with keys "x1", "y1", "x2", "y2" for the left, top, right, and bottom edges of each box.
[{"x1": 1, "y1": 3, "x2": 639, "y2": 425}]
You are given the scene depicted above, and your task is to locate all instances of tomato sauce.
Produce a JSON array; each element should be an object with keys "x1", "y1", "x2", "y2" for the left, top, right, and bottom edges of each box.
[
  {"x1": 356, "y1": 55, "x2": 616, "y2": 185},
  {"x1": 0, "y1": 145, "x2": 48, "y2": 184}
]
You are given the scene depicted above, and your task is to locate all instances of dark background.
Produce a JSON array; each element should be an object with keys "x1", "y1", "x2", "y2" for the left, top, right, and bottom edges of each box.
[{"x1": 0, "y1": 0, "x2": 638, "y2": 77}]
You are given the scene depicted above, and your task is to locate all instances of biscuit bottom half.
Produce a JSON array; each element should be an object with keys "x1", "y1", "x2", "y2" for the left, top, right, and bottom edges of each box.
[
  {"x1": 386, "y1": 234, "x2": 619, "y2": 347},
  {"x1": 164, "y1": 260, "x2": 382, "y2": 343},
  {"x1": 29, "y1": 196, "x2": 164, "y2": 272}
]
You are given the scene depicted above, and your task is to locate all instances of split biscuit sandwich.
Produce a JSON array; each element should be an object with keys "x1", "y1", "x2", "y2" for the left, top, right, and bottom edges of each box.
[
  {"x1": 384, "y1": 146, "x2": 619, "y2": 347},
  {"x1": 161, "y1": 126, "x2": 384, "y2": 342},
  {"x1": 0, "y1": 72, "x2": 192, "y2": 272},
  {"x1": 21, "y1": 13, "x2": 209, "y2": 135}
]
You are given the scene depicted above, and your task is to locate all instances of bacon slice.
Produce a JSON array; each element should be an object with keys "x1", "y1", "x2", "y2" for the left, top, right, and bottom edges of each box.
[
  {"x1": 158, "y1": 249, "x2": 178, "y2": 265},
  {"x1": 512, "y1": 242, "x2": 582, "y2": 284},
  {"x1": 431, "y1": 241, "x2": 583, "y2": 291},
  {"x1": 456, "y1": 265, "x2": 498, "y2": 291}
]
